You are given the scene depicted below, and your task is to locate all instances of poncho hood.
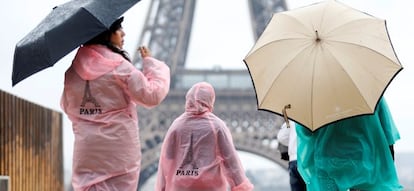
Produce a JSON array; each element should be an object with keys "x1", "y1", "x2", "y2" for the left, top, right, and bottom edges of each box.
[
  {"x1": 72, "y1": 45, "x2": 124, "y2": 80},
  {"x1": 185, "y1": 82, "x2": 215, "y2": 115}
]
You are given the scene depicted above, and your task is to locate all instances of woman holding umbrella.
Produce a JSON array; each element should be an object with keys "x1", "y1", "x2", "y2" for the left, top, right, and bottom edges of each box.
[
  {"x1": 60, "y1": 17, "x2": 170, "y2": 191},
  {"x1": 295, "y1": 97, "x2": 403, "y2": 191}
]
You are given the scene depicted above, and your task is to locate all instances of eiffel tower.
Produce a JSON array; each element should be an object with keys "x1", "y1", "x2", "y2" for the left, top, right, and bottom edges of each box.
[{"x1": 132, "y1": 0, "x2": 288, "y2": 188}]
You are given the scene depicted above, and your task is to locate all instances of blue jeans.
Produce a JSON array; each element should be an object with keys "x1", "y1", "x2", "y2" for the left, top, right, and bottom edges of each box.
[{"x1": 289, "y1": 160, "x2": 306, "y2": 191}]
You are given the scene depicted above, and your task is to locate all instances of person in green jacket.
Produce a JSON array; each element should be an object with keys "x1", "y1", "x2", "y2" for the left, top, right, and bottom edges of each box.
[{"x1": 296, "y1": 97, "x2": 402, "y2": 191}]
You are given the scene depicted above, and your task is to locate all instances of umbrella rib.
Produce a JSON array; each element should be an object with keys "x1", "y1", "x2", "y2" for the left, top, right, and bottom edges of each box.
[
  {"x1": 327, "y1": 39, "x2": 399, "y2": 65},
  {"x1": 323, "y1": 44, "x2": 385, "y2": 110}
]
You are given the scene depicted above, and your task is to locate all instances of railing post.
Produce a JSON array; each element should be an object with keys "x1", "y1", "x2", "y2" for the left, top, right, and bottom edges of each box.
[{"x1": 0, "y1": 176, "x2": 10, "y2": 191}]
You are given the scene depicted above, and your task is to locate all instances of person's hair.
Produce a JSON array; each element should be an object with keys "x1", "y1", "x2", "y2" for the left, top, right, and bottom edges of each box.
[{"x1": 84, "y1": 17, "x2": 131, "y2": 62}]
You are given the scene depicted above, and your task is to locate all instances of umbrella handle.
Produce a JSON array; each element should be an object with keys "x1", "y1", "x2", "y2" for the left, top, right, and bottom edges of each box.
[{"x1": 282, "y1": 104, "x2": 291, "y2": 128}]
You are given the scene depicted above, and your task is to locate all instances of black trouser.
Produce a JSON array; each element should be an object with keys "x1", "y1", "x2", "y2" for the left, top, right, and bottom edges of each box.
[{"x1": 288, "y1": 160, "x2": 306, "y2": 191}]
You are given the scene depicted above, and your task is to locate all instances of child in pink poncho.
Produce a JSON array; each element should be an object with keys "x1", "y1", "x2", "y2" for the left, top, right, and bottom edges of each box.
[
  {"x1": 60, "y1": 17, "x2": 170, "y2": 191},
  {"x1": 155, "y1": 82, "x2": 254, "y2": 191}
]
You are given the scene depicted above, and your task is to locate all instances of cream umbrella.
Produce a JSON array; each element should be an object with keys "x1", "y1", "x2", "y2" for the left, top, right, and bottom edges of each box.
[{"x1": 244, "y1": 0, "x2": 402, "y2": 131}]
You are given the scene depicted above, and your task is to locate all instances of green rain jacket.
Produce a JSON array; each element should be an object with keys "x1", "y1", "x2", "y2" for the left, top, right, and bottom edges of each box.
[{"x1": 296, "y1": 98, "x2": 403, "y2": 191}]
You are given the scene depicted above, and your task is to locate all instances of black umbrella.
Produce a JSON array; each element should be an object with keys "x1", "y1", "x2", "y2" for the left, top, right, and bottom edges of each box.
[{"x1": 12, "y1": 0, "x2": 141, "y2": 86}]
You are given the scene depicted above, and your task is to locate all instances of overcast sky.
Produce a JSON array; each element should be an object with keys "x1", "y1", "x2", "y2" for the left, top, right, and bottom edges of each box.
[{"x1": 1, "y1": 0, "x2": 413, "y2": 187}]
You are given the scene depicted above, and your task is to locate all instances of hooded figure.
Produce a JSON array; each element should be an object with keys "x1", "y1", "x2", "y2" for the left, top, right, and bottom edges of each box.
[
  {"x1": 61, "y1": 17, "x2": 170, "y2": 191},
  {"x1": 155, "y1": 82, "x2": 254, "y2": 191},
  {"x1": 296, "y1": 98, "x2": 402, "y2": 191}
]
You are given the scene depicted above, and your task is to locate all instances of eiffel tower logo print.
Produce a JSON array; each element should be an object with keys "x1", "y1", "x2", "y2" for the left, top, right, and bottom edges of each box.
[
  {"x1": 176, "y1": 133, "x2": 199, "y2": 176},
  {"x1": 79, "y1": 80, "x2": 102, "y2": 115}
]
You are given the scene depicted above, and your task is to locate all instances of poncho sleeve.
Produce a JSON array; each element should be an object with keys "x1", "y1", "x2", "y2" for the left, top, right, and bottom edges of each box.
[
  {"x1": 126, "y1": 57, "x2": 170, "y2": 108},
  {"x1": 217, "y1": 124, "x2": 254, "y2": 191},
  {"x1": 376, "y1": 98, "x2": 400, "y2": 145}
]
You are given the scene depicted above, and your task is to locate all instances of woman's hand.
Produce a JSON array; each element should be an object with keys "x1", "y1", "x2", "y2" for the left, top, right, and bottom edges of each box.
[{"x1": 139, "y1": 46, "x2": 151, "y2": 58}]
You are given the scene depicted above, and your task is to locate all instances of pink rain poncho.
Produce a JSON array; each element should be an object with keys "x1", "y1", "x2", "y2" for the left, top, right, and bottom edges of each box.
[
  {"x1": 155, "y1": 82, "x2": 254, "y2": 191},
  {"x1": 61, "y1": 44, "x2": 170, "y2": 191}
]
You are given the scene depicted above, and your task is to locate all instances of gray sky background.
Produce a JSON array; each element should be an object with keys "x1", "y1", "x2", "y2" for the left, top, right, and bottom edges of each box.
[{"x1": 1, "y1": 0, "x2": 413, "y2": 186}]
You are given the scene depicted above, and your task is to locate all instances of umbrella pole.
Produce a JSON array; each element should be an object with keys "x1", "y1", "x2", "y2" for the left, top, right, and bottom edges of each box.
[{"x1": 282, "y1": 104, "x2": 291, "y2": 128}]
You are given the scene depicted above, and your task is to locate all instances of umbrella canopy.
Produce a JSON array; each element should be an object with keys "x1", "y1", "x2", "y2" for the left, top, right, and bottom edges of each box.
[
  {"x1": 244, "y1": 0, "x2": 402, "y2": 131},
  {"x1": 12, "y1": 0, "x2": 140, "y2": 86}
]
